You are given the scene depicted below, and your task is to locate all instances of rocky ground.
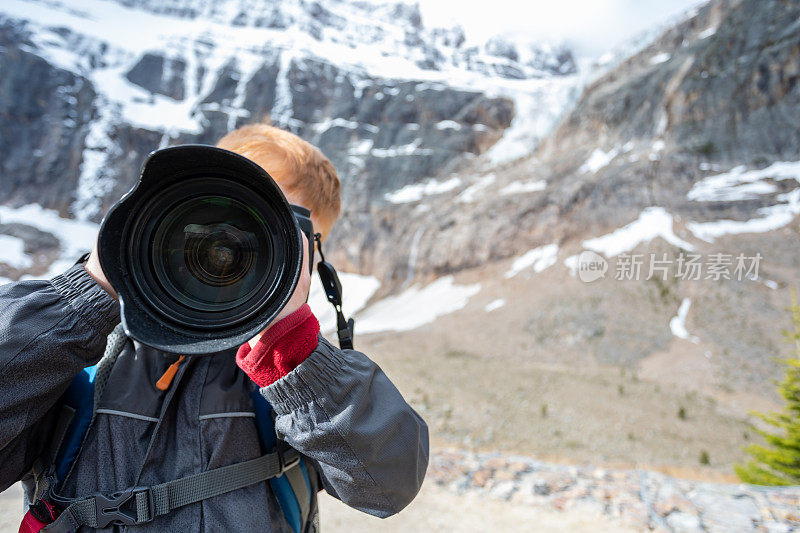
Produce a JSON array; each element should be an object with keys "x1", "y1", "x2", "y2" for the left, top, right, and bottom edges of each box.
[
  {"x1": 319, "y1": 475, "x2": 636, "y2": 532},
  {"x1": 2, "y1": 448, "x2": 797, "y2": 532},
  {"x1": 420, "y1": 448, "x2": 799, "y2": 532}
]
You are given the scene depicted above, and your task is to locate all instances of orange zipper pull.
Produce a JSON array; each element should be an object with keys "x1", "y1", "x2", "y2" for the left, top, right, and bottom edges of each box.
[{"x1": 156, "y1": 355, "x2": 185, "y2": 391}]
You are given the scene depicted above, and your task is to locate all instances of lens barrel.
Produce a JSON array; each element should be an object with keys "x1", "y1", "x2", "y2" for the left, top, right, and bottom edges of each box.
[{"x1": 98, "y1": 145, "x2": 303, "y2": 354}]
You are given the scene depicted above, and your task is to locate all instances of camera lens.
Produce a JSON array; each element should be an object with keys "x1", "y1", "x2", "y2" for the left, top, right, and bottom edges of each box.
[
  {"x1": 151, "y1": 195, "x2": 271, "y2": 312},
  {"x1": 98, "y1": 145, "x2": 303, "y2": 354}
]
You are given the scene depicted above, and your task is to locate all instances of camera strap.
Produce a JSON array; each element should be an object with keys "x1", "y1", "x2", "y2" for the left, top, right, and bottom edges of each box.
[{"x1": 314, "y1": 234, "x2": 355, "y2": 350}]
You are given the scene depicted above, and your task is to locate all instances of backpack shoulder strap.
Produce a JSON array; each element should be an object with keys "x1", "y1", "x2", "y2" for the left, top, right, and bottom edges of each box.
[
  {"x1": 251, "y1": 386, "x2": 314, "y2": 533},
  {"x1": 54, "y1": 323, "x2": 127, "y2": 483},
  {"x1": 29, "y1": 324, "x2": 127, "y2": 504}
]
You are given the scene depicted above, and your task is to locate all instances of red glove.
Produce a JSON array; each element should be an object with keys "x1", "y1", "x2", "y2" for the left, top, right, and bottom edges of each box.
[{"x1": 236, "y1": 304, "x2": 320, "y2": 387}]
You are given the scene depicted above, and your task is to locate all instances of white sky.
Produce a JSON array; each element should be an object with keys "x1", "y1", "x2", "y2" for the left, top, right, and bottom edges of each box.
[{"x1": 415, "y1": 0, "x2": 705, "y2": 57}]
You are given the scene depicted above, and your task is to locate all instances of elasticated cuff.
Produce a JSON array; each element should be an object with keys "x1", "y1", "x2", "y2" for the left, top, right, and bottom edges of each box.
[
  {"x1": 51, "y1": 262, "x2": 121, "y2": 335},
  {"x1": 260, "y1": 336, "x2": 349, "y2": 415}
]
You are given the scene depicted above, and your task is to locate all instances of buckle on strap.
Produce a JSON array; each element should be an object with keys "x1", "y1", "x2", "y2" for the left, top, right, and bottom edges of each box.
[
  {"x1": 94, "y1": 487, "x2": 154, "y2": 527},
  {"x1": 278, "y1": 446, "x2": 301, "y2": 473}
]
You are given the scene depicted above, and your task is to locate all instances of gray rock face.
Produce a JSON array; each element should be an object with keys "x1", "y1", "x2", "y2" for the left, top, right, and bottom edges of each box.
[
  {"x1": 313, "y1": 0, "x2": 800, "y2": 392},
  {"x1": 379, "y1": 0, "x2": 800, "y2": 282},
  {"x1": 126, "y1": 53, "x2": 187, "y2": 100},
  {"x1": 0, "y1": 20, "x2": 95, "y2": 216},
  {"x1": 531, "y1": 0, "x2": 800, "y2": 229},
  {"x1": 0, "y1": 222, "x2": 61, "y2": 279},
  {"x1": 0, "y1": 223, "x2": 60, "y2": 254},
  {"x1": 2, "y1": 0, "x2": 796, "y2": 318},
  {"x1": 690, "y1": 488, "x2": 762, "y2": 531},
  {"x1": 241, "y1": 60, "x2": 280, "y2": 122},
  {"x1": 0, "y1": 0, "x2": 528, "y2": 274}
]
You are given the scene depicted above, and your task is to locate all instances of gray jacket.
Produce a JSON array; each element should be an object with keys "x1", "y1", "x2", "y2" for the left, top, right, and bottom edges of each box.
[{"x1": 0, "y1": 261, "x2": 429, "y2": 531}]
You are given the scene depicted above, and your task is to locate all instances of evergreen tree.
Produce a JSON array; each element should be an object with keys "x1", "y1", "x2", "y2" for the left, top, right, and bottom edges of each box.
[{"x1": 735, "y1": 288, "x2": 800, "y2": 485}]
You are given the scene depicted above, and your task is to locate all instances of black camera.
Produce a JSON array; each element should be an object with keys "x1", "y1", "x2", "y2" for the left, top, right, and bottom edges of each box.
[{"x1": 98, "y1": 145, "x2": 314, "y2": 354}]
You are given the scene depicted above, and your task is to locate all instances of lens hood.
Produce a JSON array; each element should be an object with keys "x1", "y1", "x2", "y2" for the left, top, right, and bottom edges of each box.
[{"x1": 98, "y1": 145, "x2": 303, "y2": 355}]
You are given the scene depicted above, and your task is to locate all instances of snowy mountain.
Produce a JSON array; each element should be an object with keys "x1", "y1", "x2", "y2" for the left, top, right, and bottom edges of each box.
[
  {"x1": 0, "y1": 0, "x2": 578, "y2": 218},
  {"x1": 0, "y1": 0, "x2": 588, "y2": 302}
]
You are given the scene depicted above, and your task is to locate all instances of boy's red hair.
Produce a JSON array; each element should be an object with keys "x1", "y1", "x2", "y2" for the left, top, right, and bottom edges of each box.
[{"x1": 217, "y1": 123, "x2": 341, "y2": 240}]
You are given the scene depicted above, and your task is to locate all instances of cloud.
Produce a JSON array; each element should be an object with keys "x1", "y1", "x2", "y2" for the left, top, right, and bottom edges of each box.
[{"x1": 415, "y1": 0, "x2": 704, "y2": 56}]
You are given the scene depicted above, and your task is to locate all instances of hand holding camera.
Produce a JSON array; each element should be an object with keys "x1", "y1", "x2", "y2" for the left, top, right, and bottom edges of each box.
[{"x1": 84, "y1": 237, "x2": 116, "y2": 300}]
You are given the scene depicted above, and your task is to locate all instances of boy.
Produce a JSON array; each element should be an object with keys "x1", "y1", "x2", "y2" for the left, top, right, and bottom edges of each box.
[{"x1": 0, "y1": 123, "x2": 429, "y2": 531}]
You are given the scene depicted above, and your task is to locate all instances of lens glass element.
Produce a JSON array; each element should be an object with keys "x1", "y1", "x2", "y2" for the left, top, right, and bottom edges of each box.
[{"x1": 151, "y1": 196, "x2": 272, "y2": 311}]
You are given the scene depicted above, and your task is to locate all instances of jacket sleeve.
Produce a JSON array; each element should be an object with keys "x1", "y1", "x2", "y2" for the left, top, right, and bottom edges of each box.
[
  {"x1": 259, "y1": 336, "x2": 429, "y2": 518},
  {"x1": 0, "y1": 263, "x2": 120, "y2": 491}
]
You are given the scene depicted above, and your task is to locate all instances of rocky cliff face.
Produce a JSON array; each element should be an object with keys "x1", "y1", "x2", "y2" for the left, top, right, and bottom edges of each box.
[
  {"x1": 0, "y1": 0, "x2": 577, "y2": 279},
  {"x1": 0, "y1": 20, "x2": 96, "y2": 214},
  {"x1": 371, "y1": 0, "x2": 800, "y2": 279},
  {"x1": 330, "y1": 0, "x2": 800, "y2": 397},
  {"x1": 1, "y1": 0, "x2": 796, "y2": 286},
  {"x1": 533, "y1": 0, "x2": 800, "y2": 230}
]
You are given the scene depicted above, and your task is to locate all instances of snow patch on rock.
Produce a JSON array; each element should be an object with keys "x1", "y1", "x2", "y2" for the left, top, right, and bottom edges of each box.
[
  {"x1": 457, "y1": 173, "x2": 496, "y2": 203},
  {"x1": 649, "y1": 52, "x2": 671, "y2": 65},
  {"x1": 687, "y1": 161, "x2": 800, "y2": 202},
  {"x1": 582, "y1": 207, "x2": 694, "y2": 257},
  {"x1": 385, "y1": 177, "x2": 461, "y2": 204},
  {"x1": 505, "y1": 243, "x2": 559, "y2": 278},
  {"x1": 688, "y1": 189, "x2": 800, "y2": 241},
  {"x1": 356, "y1": 276, "x2": 480, "y2": 333},
  {"x1": 0, "y1": 234, "x2": 32, "y2": 269},
  {"x1": 579, "y1": 147, "x2": 619, "y2": 174},
  {"x1": 669, "y1": 298, "x2": 699, "y2": 343},
  {"x1": 484, "y1": 76, "x2": 581, "y2": 165},
  {"x1": 484, "y1": 298, "x2": 505, "y2": 312},
  {"x1": 0, "y1": 204, "x2": 99, "y2": 279},
  {"x1": 500, "y1": 179, "x2": 546, "y2": 195},
  {"x1": 686, "y1": 162, "x2": 800, "y2": 241}
]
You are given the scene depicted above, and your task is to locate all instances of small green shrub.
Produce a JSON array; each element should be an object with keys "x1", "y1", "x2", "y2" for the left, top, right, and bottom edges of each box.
[{"x1": 735, "y1": 289, "x2": 800, "y2": 485}]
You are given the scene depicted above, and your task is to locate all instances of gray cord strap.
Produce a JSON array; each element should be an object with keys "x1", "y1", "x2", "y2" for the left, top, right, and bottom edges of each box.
[
  {"x1": 44, "y1": 450, "x2": 294, "y2": 531},
  {"x1": 93, "y1": 323, "x2": 127, "y2": 412}
]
